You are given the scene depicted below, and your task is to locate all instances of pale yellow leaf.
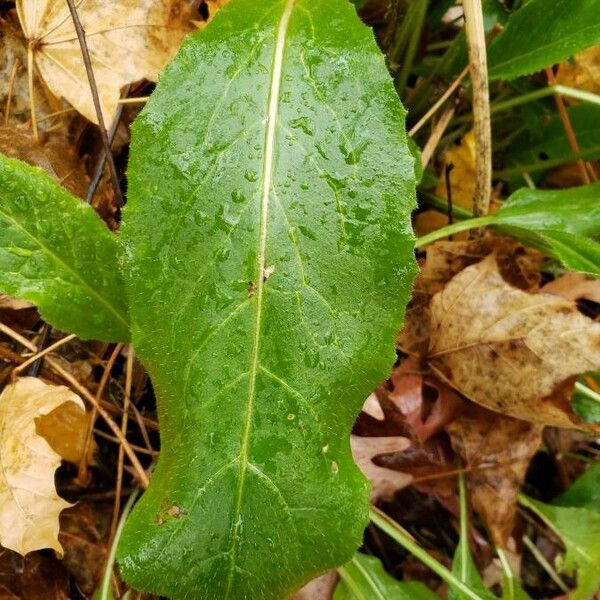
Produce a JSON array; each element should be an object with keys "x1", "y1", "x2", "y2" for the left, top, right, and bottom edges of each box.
[
  {"x1": 428, "y1": 255, "x2": 600, "y2": 431},
  {"x1": 0, "y1": 377, "x2": 85, "y2": 556},
  {"x1": 16, "y1": 0, "x2": 195, "y2": 124}
]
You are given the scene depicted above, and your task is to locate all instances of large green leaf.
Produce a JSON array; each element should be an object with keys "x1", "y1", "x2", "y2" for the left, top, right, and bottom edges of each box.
[
  {"x1": 0, "y1": 155, "x2": 129, "y2": 341},
  {"x1": 117, "y1": 0, "x2": 417, "y2": 598},
  {"x1": 488, "y1": 0, "x2": 600, "y2": 80},
  {"x1": 335, "y1": 553, "x2": 439, "y2": 600},
  {"x1": 553, "y1": 464, "x2": 600, "y2": 511},
  {"x1": 521, "y1": 495, "x2": 600, "y2": 600}
]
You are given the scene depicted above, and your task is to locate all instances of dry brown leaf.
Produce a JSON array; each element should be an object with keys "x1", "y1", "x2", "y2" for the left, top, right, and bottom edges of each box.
[
  {"x1": 16, "y1": 0, "x2": 195, "y2": 125},
  {"x1": 398, "y1": 236, "x2": 542, "y2": 355},
  {"x1": 0, "y1": 126, "x2": 89, "y2": 198},
  {"x1": 350, "y1": 434, "x2": 412, "y2": 501},
  {"x1": 0, "y1": 377, "x2": 86, "y2": 556},
  {"x1": 556, "y1": 46, "x2": 600, "y2": 95},
  {"x1": 0, "y1": 294, "x2": 33, "y2": 311},
  {"x1": 542, "y1": 272, "x2": 600, "y2": 304},
  {"x1": 293, "y1": 571, "x2": 337, "y2": 600},
  {"x1": 447, "y1": 405, "x2": 543, "y2": 547},
  {"x1": 36, "y1": 401, "x2": 96, "y2": 465},
  {"x1": 389, "y1": 356, "x2": 464, "y2": 442},
  {"x1": 428, "y1": 255, "x2": 600, "y2": 431}
]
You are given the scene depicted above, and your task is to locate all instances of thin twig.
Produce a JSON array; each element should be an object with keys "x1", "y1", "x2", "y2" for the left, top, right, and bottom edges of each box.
[
  {"x1": 545, "y1": 67, "x2": 596, "y2": 184},
  {"x1": 4, "y1": 58, "x2": 20, "y2": 126},
  {"x1": 14, "y1": 333, "x2": 77, "y2": 376},
  {"x1": 65, "y1": 0, "x2": 123, "y2": 205},
  {"x1": 27, "y1": 43, "x2": 38, "y2": 142},
  {"x1": 27, "y1": 323, "x2": 51, "y2": 377},
  {"x1": 78, "y1": 343, "x2": 124, "y2": 484},
  {"x1": 462, "y1": 0, "x2": 492, "y2": 216},
  {"x1": 110, "y1": 349, "x2": 134, "y2": 539},
  {"x1": 410, "y1": 65, "x2": 469, "y2": 137},
  {"x1": 420, "y1": 106, "x2": 455, "y2": 168},
  {"x1": 86, "y1": 85, "x2": 130, "y2": 204}
]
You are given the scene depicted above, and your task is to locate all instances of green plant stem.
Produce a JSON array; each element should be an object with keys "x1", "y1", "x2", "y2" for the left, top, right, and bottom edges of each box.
[
  {"x1": 419, "y1": 190, "x2": 474, "y2": 220},
  {"x1": 492, "y1": 85, "x2": 600, "y2": 114},
  {"x1": 521, "y1": 535, "x2": 569, "y2": 593},
  {"x1": 574, "y1": 381, "x2": 600, "y2": 405},
  {"x1": 369, "y1": 507, "x2": 489, "y2": 600},
  {"x1": 395, "y1": 0, "x2": 430, "y2": 96},
  {"x1": 458, "y1": 473, "x2": 470, "y2": 583},
  {"x1": 97, "y1": 490, "x2": 140, "y2": 600},
  {"x1": 493, "y1": 148, "x2": 600, "y2": 178},
  {"x1": 415, "y1": 216, "x2": 496, "y2": 249}
]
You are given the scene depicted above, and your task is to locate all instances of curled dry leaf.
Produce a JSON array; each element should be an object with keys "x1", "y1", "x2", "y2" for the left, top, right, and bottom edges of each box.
[
  {"x1": 36, "y1": 400, "x2": 97, "y2": 465},
  {"x1": 350, "y1": 435, "x2": 412, "y2": 501},
  {"x1": 15, "y1": 0, "x2": 195, "y2": 124},
  {"x1": 447, "y1": 405, "x2": 543, "y2": 547},
  {"x1": 0, "y1": 293, "x2": 33, "y2": 310},
  {"x1": 428, "y1": 255, "x2": 600, "y2": 431},
  {"x1": 389, "y1": 356, "x2": 463, "y2": 442},
  {"x1": 0, "y1": 377, "x2": 85, "y2": 555}
]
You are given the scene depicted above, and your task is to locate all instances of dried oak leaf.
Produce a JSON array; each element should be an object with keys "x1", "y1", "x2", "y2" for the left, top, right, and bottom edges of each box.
[
  {"x1": 398, "y1": 235, "x2": 542, "y2": 355},
  {"x1": 0, "y1": 377, "x2": 85, "y2": 555},
  {"x1": 15, "y1": 0, "x2": 195, "y2": 124},
  {"x1": 447, "y1": 405, "x2": 543, "y2": 547},
  {"x1": 351, "y1": 434, "x2": 412, "y2": 501},
  {"x1": 428, "y1": 255, "x2": 600, "y2": 431}
]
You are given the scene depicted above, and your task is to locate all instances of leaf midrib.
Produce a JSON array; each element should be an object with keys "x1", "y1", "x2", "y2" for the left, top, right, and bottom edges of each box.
[{"x1": 224, "y1": 0, "x2": 296, "y2": 595}]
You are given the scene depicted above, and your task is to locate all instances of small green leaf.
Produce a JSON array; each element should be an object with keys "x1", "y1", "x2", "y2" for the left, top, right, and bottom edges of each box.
[
  {"x1": 117, "y1": 0, "x2": 417, "y2": 598},
  {"x1": 488, "y1": 0, "x2": 600, "y2": 80},
  {"x1": 0, "y1": 155, "x2": 129, "y2": 342},
  {"x1": 572, "y1": 377, "x2": 600, "y2": 424},
  {"x1": 520, "y1": 495, "x2": 600, "y2": 600},
  {"x1": 553, "y1": 464, "x2": 600, "y2": 511},
  {"x1": 335, "y1": 553, "x2": 439, "y2": 600},
  {"x1": 449, "y1": 538, "x2": 496, "y2": 600},
  {"x1": 491, "y1": 183, "x2": 600, "y2": 276}
]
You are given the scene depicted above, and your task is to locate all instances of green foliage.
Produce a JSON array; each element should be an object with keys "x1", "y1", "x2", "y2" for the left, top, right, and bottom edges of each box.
[
  {"x1": 0, "y1": 155, "x2": 129, "y2": 342},
  {"x1": 335, "y1": 553, "x2": 439, "y2": 600},
  {"x1": 450, "y1": 538, "x2": 495, "y2": 600},
  {"x1": 553, "y1": 464, "x2": 600, "y2": 510},
  {"x1": 488, "y1": 0, "x2": 600, "y2": 80},
  {"x1": 493, "y1": 183, "x2": 600, "y2": 276},
  {"x1": 116, "y1": 0, "x2": 416, "y2": 598},
  {"x1": 520, "y1": 492, "x2": 600, "y2": 600},
  {"x1": 506, "y1": 105, "x2": 600, "y2": 181}
]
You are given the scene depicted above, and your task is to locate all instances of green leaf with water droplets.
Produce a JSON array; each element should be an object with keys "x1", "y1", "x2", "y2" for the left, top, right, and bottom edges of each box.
[
  {"x1": 116, "y1": 0, "x2": 416, "y2": 597},
  {"x1": 0, "y1": 155, "x2": 129, "y2": 342}
]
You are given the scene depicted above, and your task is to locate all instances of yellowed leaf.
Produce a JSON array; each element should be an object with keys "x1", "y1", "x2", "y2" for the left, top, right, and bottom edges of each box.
[
  {"x1": 36, "y1": 401, "x2": 96, "y2": 466},
  {"x1": 0, "y1": 377, "x2": 86, "y2": 556},
  {"x1": 447, "y1": 405, "x2": 543, "y2": 547},
  {"x1": 428, "y1": 255, "x2": 600, "y2": 431},
  {"x1": 556, "y1": 46, "x2": 600, "y2": 95},
  {"x1": 16, "y1": 0, "x2": 195, "y2": 125}
]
